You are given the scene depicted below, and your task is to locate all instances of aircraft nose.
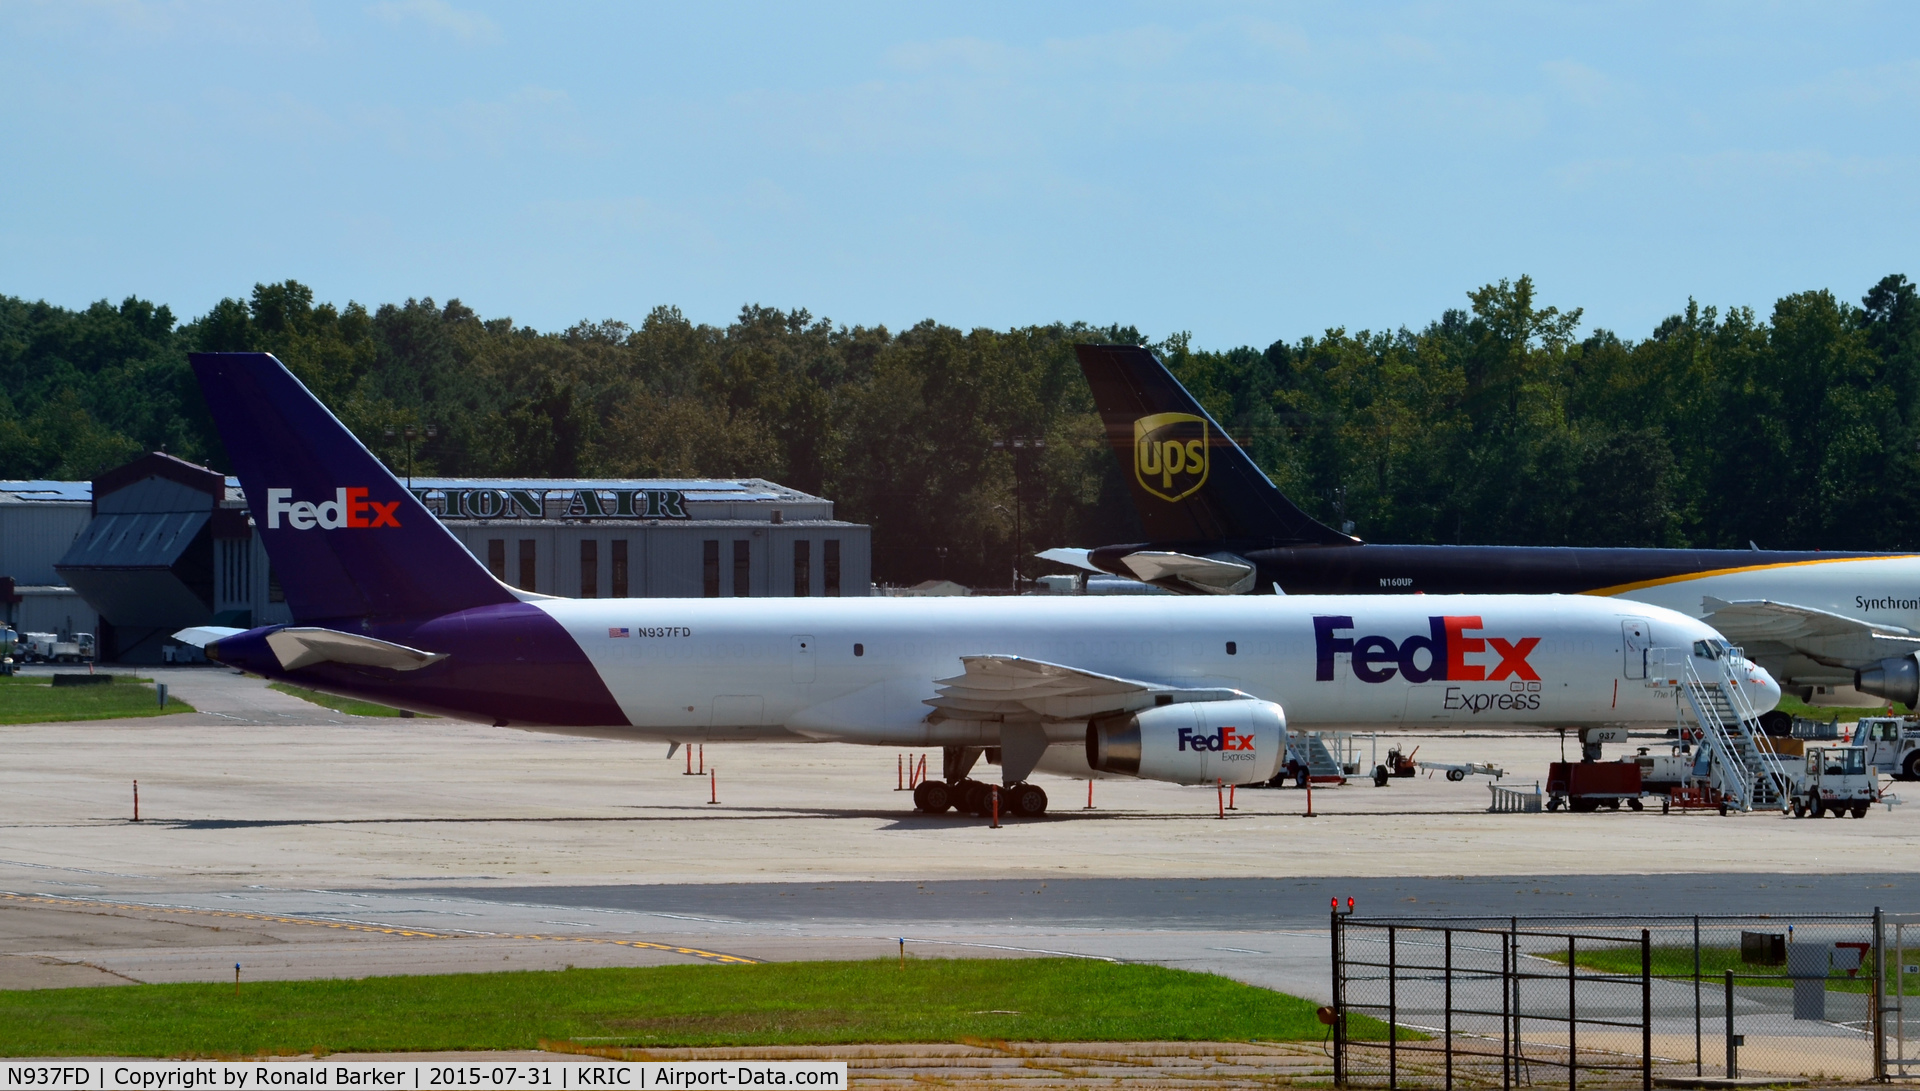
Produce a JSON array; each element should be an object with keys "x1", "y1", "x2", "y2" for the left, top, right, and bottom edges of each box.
[{"x1": 1745, "y1": 660, "x2": 1783, "y2": 713}]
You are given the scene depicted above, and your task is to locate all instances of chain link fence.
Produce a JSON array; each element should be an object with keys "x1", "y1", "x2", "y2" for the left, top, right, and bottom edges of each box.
[{"x1": 1331, "y1": 910, "x2": 1911, "y2": 1088}]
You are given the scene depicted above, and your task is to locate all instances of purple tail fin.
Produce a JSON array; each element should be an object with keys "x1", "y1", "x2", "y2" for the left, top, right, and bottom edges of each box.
[{"x1": 190, "y1": 352, "x2": 516, "y2": 625}]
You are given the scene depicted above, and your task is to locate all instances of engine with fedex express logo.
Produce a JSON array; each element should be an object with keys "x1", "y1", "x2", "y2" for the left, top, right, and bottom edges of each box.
[{"x1": 1085, "y1": 698, "x2": 1286, "y2": 785}]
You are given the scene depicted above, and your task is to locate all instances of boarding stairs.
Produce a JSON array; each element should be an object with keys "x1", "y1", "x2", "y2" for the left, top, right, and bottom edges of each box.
[
  {"x1": 1287, "y1": 733, "x2": 1348, "y2": 784},
  {"x1": 1652, "y1": 646, "x2": 1788, "y2": 812}
]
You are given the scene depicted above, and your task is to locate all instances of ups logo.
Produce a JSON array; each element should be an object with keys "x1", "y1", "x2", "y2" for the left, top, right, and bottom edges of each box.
[{"x1": 1134, "y1": 412, "x2": 1210, "y2": 502}]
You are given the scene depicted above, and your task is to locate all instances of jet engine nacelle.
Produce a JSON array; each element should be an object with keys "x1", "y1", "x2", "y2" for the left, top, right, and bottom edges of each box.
[
  {"x1": 1857, "y1": 655, "x2": 1920, "y2": 708},
  {"x1": 1085, "y1": 698, "x2": 1285, "y2": 785}
]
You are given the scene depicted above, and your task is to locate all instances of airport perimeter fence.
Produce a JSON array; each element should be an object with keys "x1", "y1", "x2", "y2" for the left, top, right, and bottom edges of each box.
[{"x1": 1330, "y1": 909, "x2": 1920, "y2": 1089}]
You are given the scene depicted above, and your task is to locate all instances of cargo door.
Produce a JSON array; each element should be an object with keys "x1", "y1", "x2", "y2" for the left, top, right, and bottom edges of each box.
[
  {"x1": 1622, "y1": 619, "x2": 1651, "y2": 679},
  {"x1": 791, "y1": 634, "x2": 816, "y2": 683}
]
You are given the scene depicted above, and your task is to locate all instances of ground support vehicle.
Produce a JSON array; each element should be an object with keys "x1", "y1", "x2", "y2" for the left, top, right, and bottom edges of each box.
[
  {"x1": 1546, "y1": 761, "x2": 1645, "y2": 812},
  {"x1": 18, "y1": 631, "x2": 95, "y2": 663},
  {"x1": 1418, "y1": 760, "x2": 1505, "y2": 782},
  {"x1": 1855, "y1": 715, "x2": 1920, "y2": 780},
  {"x1": 1369, "y1": 746, "x2": 1418, "y2": 787},
  {"x1": 1790, "y1": 746, "x2": 1881, "y2": 818}
]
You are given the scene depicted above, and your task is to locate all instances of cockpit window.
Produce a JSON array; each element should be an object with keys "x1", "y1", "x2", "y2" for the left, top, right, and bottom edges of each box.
[{"x1": 1692, "y1": 639, "x2": 1729, "y2": 660}]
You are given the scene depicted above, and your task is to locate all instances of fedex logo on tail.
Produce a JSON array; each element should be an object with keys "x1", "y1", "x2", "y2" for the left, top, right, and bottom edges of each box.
[
  {"x1": 1178, "y1": 726, "x2": 1255, "y2": 752},
  {"x1": 266, "y1": 488, "x2": 403, "y2": 530},
  {"x1": 1314, "y1": 615, "x2": 1539, "y2": 684}
]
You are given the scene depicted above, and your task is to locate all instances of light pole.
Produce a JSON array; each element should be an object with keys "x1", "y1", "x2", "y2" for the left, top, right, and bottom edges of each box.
[
  {"x1": 992, "y1": 436, "x2": 1045, "y2": 591},
  {"x1": 384, "y1": 424, "x2": 437, "y2": 490}
]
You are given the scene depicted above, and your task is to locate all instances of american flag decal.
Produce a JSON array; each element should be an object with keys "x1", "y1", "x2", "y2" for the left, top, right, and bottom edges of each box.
[{"x1": 609, "y1": 627, "x2": 630, "y2": 638}]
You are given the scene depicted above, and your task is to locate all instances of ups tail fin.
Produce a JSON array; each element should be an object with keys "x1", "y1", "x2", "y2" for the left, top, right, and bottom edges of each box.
[
  {"x1": 1074, "y1": 344, "x2": 1351, "y2": 546},
  {"x1": 190, "y1": 352, "x2": 516, "y2": 625}
]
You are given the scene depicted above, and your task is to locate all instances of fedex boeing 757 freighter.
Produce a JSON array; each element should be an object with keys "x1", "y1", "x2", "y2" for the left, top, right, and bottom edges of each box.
[{"x1": 174, "y1": 353, "x2": 1780, "y2": 818}]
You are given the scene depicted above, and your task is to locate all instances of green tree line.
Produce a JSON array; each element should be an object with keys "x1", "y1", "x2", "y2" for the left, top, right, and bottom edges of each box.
[{"x1": 2, "y1": 274, "x2": 1915, "y2": 587}]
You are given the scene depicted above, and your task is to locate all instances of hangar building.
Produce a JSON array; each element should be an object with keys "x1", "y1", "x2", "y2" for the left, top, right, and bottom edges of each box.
[
  {"x1": 34, "y1": 453, "x2": 870, "y2": 663},
  {"x1": 0, "y1": 480, "x2": 97, "y2": 640}
]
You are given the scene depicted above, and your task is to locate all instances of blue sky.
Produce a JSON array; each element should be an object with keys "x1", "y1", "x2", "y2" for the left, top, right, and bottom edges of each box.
[{"x1": 3, "y1": 1, "x2": 1916, "y2": 349}]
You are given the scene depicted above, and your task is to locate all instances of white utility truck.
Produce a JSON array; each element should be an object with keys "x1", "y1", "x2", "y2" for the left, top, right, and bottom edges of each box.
[
  {"x1": 1854, "y1": 716, "x2": 1920, "y2": 781},
  {"x1": 19, "y1": 632, "x2": 95, "y2": 663},
  {"x1": 1790, "y1": 746, "x2": 1881, "y2": 818}
]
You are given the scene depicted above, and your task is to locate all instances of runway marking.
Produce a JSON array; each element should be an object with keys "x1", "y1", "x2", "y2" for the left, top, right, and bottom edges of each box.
[{"x1": 0, "y1": 891, "x2": 759, "y2": 964}]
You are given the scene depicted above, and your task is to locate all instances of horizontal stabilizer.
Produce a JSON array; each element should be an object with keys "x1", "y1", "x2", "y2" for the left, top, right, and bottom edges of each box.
[
  {"x1": 926, "y1": 654, "x2": 1246, "y2": 723},
  {"x1": 1034, "y1": 547, "x2": 1104, "y2": 574},
  {"x1": 264, "y1": 627, "x2": 450, "y2": 673},
  {"x1": 171, "y1": 626, "x2": 246, "y2": 649},
  {"x1": 1120, "y1": 551, "x2": 1257, "y2": 595}
]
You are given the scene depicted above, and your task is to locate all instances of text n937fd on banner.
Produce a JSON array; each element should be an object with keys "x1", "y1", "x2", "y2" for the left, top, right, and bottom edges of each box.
[{"x1": 0, "y1": 1062, "x2": 847, "y2": 1091}]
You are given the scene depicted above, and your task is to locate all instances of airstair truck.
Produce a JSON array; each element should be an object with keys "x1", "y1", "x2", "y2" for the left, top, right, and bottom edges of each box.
[{"x1": 1855, "y1": 716, "x2": 1920, "y2": 780}]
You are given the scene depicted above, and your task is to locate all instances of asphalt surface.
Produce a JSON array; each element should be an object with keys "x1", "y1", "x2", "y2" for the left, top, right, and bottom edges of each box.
[{"x1": 400, "y1": 873, "x2": 1920, "y2": 929}]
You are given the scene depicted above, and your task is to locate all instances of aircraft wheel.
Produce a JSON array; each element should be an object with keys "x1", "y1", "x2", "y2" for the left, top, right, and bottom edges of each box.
[
  {"x1": 1007, "y1": 783, "x2": 1048, "y2": 818},
  {"x1": 913, "y1": 780, "x2": 952, "y2": 814},
  {"x1": 958, "y1": 780, "x2": 992, "y2": 815},
  {"x1": 1446, "y1": 768, "x2": 1465, "y2": 782}
]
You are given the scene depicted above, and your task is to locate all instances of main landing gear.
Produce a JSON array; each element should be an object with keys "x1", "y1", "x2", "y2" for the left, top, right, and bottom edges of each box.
[{"x1": 912, "y1": 778, "x2": 1049, "y2": 818}]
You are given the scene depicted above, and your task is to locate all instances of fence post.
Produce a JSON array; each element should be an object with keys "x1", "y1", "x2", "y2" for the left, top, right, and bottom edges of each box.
[
  {"x1": 1512, "y1": 917, "x2": 1523, "y2": 1082},
  {"x1": 1389, "y1": 925, "x2": 1398, "y2": 1090},
  {"x1": 1331, "y1": 901, "x2": 1346, "y2": 1087},
  {"x1": 1693, "y1": 915, "x2": 1702, "y2": 1078},
  {"x1": 1445, "y1": 928, "x2": 1454, "y2": 1091},
  {"x1": 1503, "y1": 931, "x2": 1513, "y2": 1091},
  {"x1": 1642, "y1": 928, "x2": 1653, "y2": 1091},
  {"x1": 1568, "y1": 936, "x2": 1578, "y2": 1091},
  {"x1": 1725, "y1": 969, "x2": 1737, "y2": 1078},
  {"x1": 1875, "y1": 906, "x2": 1887, "y2": 1082}
]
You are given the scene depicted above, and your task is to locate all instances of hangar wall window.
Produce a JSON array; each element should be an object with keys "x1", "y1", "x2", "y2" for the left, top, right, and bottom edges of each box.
[
  {"x1": 487, "y1": 539, "x2": 506, "y2": 580},
  {"x1": 793, "y1": 540, "x2": 810, "y2": 597},
  {"x1": 218, "y1": 539, "x2": 250, "y2": 605},
  {"x1": 518, "y1": 539, "x2": 537, "y2": 592},
  {"x1": 611, "y1": 540, "x2": 629, "y2": 598},
  {"x1": 824, "y1": 539, "x2": 841, "y2": 597},
  {"x1": 732, "y1": 539, "x2": 751, "y2": 597},
  {"x1": 702, "y1": 540, "x2": 720, "y2": 597},
  {"x1": 579, "y1": 539, "x2": 598, "y2": 598}
]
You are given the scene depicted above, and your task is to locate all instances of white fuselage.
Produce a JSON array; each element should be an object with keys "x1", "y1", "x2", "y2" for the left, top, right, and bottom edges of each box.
[
  {"x1": 528, "y1": 593, "x2": 1775, "y2": 745},
  {"x1": 1616, "y1": 555, "x2": 1920, "y2": 631}
]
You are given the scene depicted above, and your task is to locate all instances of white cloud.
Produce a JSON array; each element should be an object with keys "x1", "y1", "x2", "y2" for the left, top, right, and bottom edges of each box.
[{"x1": 368, "y1": 0, "x2": 499, "y2": 44}]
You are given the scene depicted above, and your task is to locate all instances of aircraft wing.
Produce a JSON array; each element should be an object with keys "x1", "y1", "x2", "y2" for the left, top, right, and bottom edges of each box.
[
  {"x1": 263, "y1": 627, "x2": 450, "y2": 672},
  {"x1": 1702, "y1": 598, "x2": 1920, "y2": 668},
  {"x1": 925, "y1": 654, "x2": 1246, "y2": 723}
]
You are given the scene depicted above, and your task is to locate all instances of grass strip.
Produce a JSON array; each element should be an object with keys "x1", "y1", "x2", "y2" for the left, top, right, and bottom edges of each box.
[
  {"x1": 269, "y1": 682, "x2": 420, "y2": 718},
  {"x1": 0, "y1": 958, "x2": 1388, "y2": 1057},
  {"x1": 0, "y1": 674, "x2": 193, "y2": 724},
  {"x1": 1536, "y1": 945, "x2": 1910, "y2": 995},
  {"x1": 1771, "y1": 694, "x2": 1905, "y2": 723}
]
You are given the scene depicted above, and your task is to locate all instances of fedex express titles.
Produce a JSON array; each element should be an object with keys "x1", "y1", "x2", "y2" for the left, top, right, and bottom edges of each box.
[{"x1": 1316, "y1": 614, "x2": 1545, "y2": 712}]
